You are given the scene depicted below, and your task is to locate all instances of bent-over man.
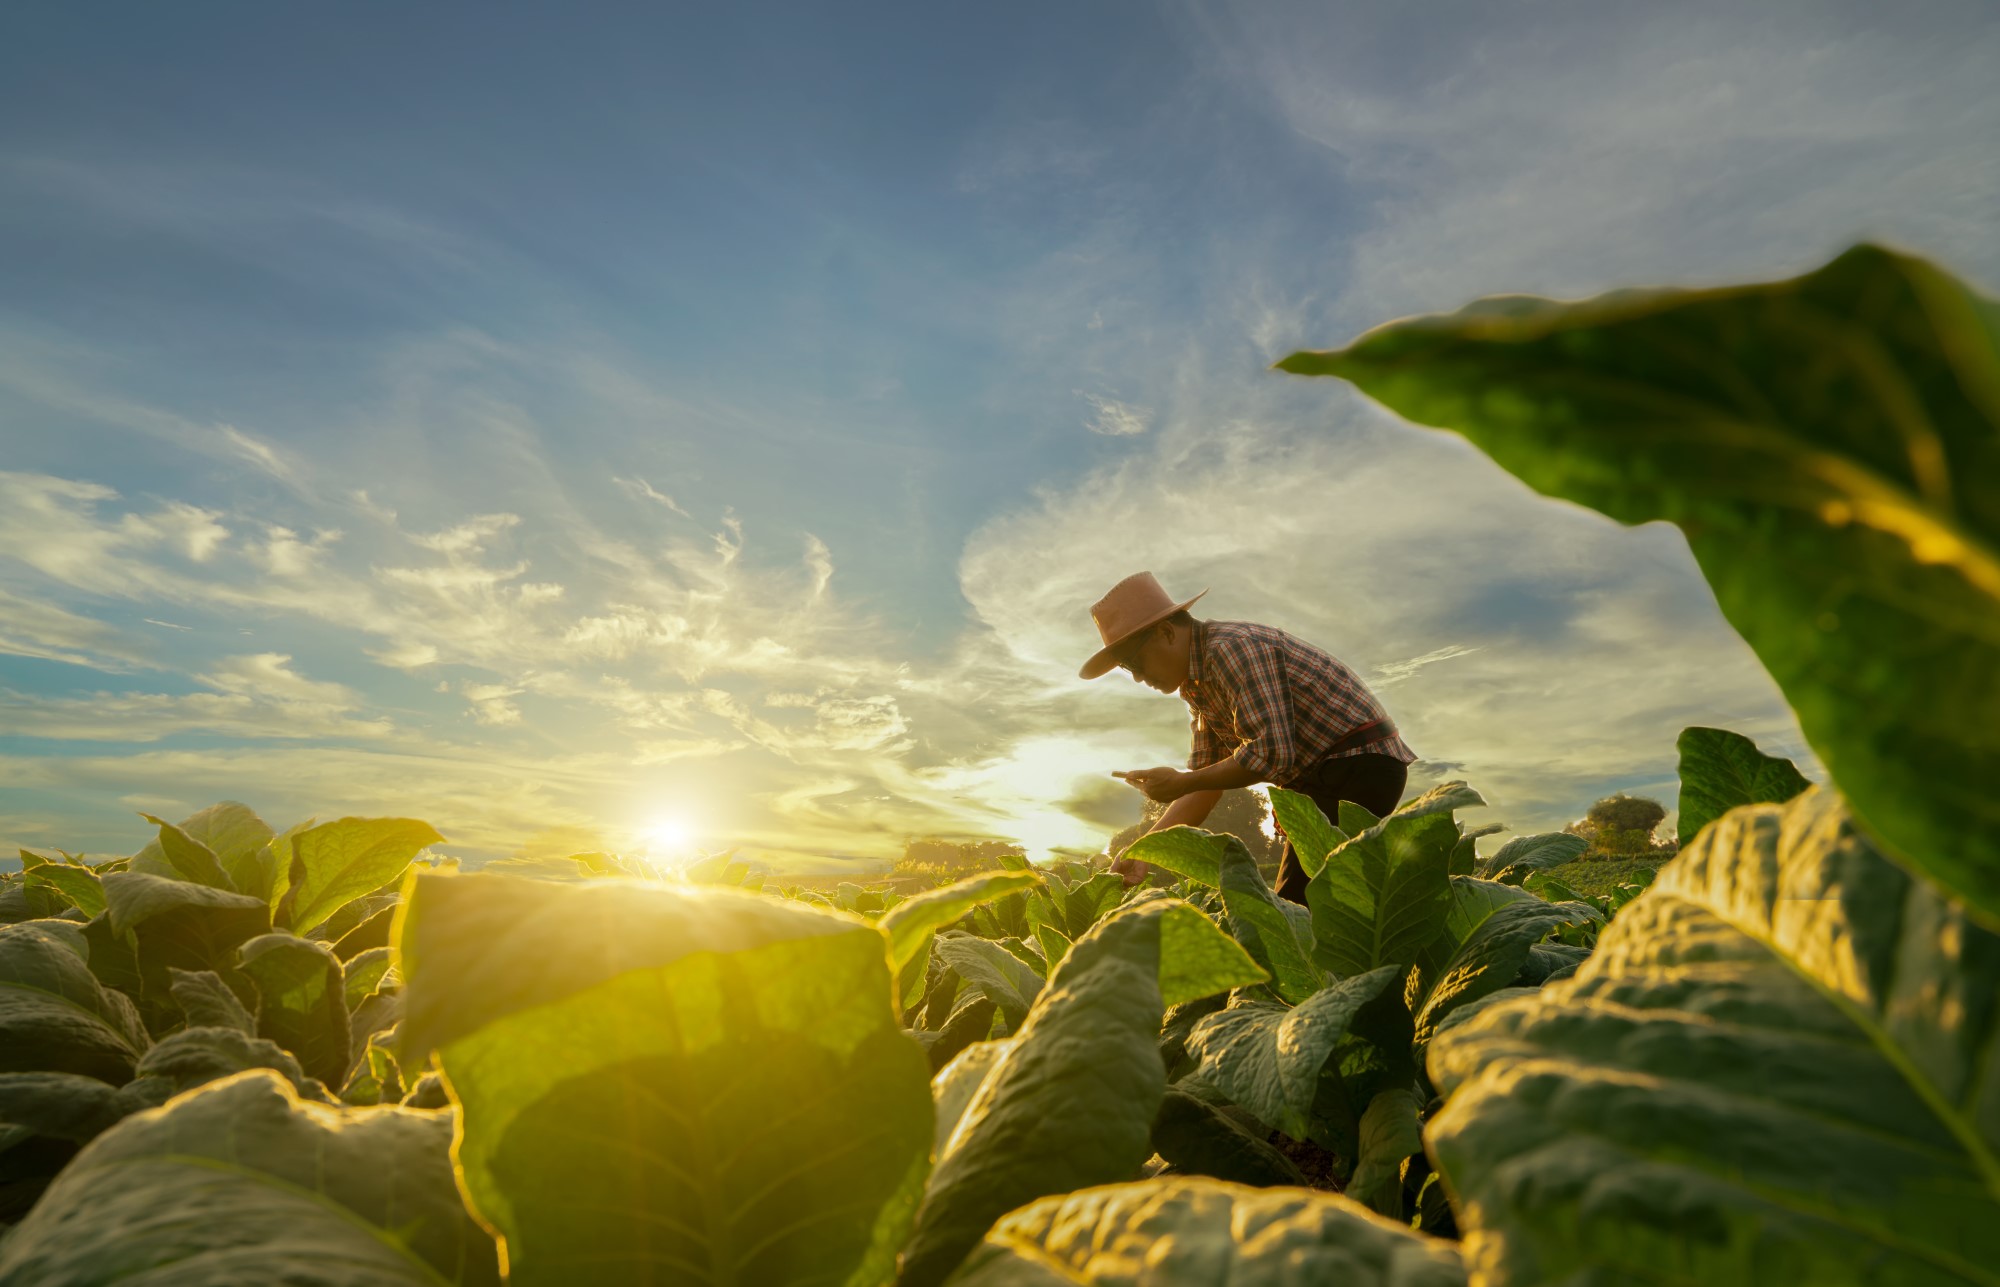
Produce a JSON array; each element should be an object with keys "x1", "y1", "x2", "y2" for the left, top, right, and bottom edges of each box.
[{"x1": 1080, "y1": 571, "x2": 1415, "y2": 905}]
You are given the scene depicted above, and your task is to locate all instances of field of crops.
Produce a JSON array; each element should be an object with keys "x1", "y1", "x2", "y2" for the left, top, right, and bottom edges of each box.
[{"x1": 1, "y1": 243, "x2": 1994, "y2": 1285}]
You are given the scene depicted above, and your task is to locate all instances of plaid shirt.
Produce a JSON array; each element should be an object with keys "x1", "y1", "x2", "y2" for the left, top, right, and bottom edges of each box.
[{"x1": 1182, "y1": 620, "x2": 1415, "y2": 784}]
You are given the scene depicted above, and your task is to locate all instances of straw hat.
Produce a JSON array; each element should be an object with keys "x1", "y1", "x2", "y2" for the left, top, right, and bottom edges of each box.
[{"x1": 1079, "y1": 572, "x2": 1208, "y2": 679}]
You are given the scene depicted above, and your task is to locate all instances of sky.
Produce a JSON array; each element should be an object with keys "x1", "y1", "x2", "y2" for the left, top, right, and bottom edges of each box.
[{"x1": 2, "y1": 1, "x2": 1996, "y2": 872}]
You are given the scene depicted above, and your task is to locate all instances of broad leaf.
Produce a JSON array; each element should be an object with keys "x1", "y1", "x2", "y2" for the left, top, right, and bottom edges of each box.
[
  {"x1": 0, "y1": 921, "x2": 147, "y2": 1083},
  {"x1": 1676, "y1": 725, "x2": 1814, "y2": 846},
  {"x1": 343, "y1": 945, "x2": 394, "y2": 1010},
  {"x1": 102, "y1": 871, "x2": 270, "y2": 1004},
  {"x1": 901, "y1": 898, "x2": 1264, "y2": 1287},
  {"x1": 933, "y1": 1039, "x2": 1016, "y2": 1153},
  {"x1": 0, "y1": 1070, "x2": 500, "y2": 1285},
  {"x1": 1307, "y1": 812, "x2": 1457, "y2": 979},
  {"x1": 1183, "y1": 965, "x2": 1402, "y2": 1139},
  {"x1": 168, "y1": 967, "x2": 257, "y2": 1034},
  {"x1": 1390, "y1": 781, "x2": 1487, "y2": 822},
  {"x1": 882, "y1": 870, "x2": 1044, "y2": 974},
  {"x1": 19, "y1": 855, "x2": 106, "y2": 919},
  {"x1": 0, "y1": 1071, "x2": 170, "y2": 1144},
  {"x1": 239, "y1": 932, "x2": 351, "y2": 1088},
  {"x1": 1149, "y1": 1087, "x2": 1308, "y2": 1187},
  {"x1": 399, "y1": 872, "x2": 933, "y2": 1287},
  {"x1": 1268, "y1": 786, "x2": 1347, "y2": 879},
  {"x1": 1283, "y1": 245, "x2": 2000, "y2": 926},
  {"x1": 1412, "y1": 898, "x2": 1597, "y2": 1054},
  {"x1": 134, "y1": 1025, "x2": 326, "y2": 1098},
  {"x1": 1475, "y1": 832, "x2": 1586, "y2": 879},
  {"x1": 277, "y1": 816, "x2": 442, "y2": 935},
  {"x1": 1427, "y1": 787, "x2": 2000, "y2": 1283},
  {"x1": 936, "y1": 932, "x2": 1044, "y2": 1030},
  {"x1": 1348, "y1": 1088, "x2": 1424, "y2": 1218},
  {"x1": 130, "y1": 802, "x2": 276, "y2": 897},
  {"x1": 948, "y1": 1177, "x2": 1465, "y2": 1286},
  {"x1": 139, "y1": 813, "x2": 235, "y2": 890},
  {"x1": 1124, "y1": 829, "x2": 1321, "y2": 1004}
]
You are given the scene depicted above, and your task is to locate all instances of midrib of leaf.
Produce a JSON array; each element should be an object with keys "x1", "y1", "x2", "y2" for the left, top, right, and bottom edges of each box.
[
  {"x1": 94, "y1": 1151, "x2": 458, "y2": 1286},
  {"x1": 1664, "y1": 889, "x2": 2000, "y2": 1202}
]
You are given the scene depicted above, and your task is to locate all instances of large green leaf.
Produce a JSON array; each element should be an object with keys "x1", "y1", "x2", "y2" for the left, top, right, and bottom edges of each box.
[
  {"x1": 1307, "y1": 811, "x2": 1458, "y2": 980},
  {"x1": 947, "y1": 1177, "x2": 1465, "y2": 1286},
  {"x1": 277, "y1": 816, "x2": 443, "y2": 935},
  {"x1": 0, "y1": 1069, "x2": 500, "y2": 1285},
  {"x1": 1268, "y1": 787, "x2": 1347, "y2": 879},
  {"x1": 102, "y1": 870, "x2": 270, "y2": 1003},
  {"x1": 881, "y1": 870, "x2": 1044, "y2": 974},
  {"x1": 1474, "y1": 832, "x2": 1586, "y2": 879},
  {"x1": 130, "y1": 802, "x2": 277, "y2": 897},
  {"x1": 901, "y1": 898, "x2": 1264, "y2": 1287},
  {"x1": 135, "y1": 1025, "x2": 325, "y2": 1099},
  {"x1": 1426, "y1": 787, "x2": 2000, "y2": 1283},
  {"x1": 935, "y1": 932, "x2": 1044, "y2": 1031},
  {"x1": 1182, "y1": 965, "x2": 1401, "y2": 1139},
  {"x1": 1124, "y1": 828, "x2": 1321, "y2": 1004},
  {"x1": 139, "y1": 813, "x2": 236, "y2": 890},
  {"x1": 0, "y1": 921, "x2": 147, "y2": 1083},
  {"x1": 169, "y1": 967, "x2": 257, "y2": 1034},
  {"x1": 1410, "y1": 898, "x2": 1597, "y2": 1054},
  {"x1": 1148, "y1": 1088, "x2": 1308, "y2": 1188},
  {"x1": 1676, "y1": 725, "x2": 1815, "y2": 846},
  {"x1": 18, "y1": 853, "x2": 106, "y2": 919},
  {"x1": 1281, "y1": 244, "x2": 2000, "y2": 926},
  {"x1": 399, "y1": 872, "x2": 933, "y2": 1287},
  {"x1": 238, "y1": 932, "x2": 351, "y2": 1087}
]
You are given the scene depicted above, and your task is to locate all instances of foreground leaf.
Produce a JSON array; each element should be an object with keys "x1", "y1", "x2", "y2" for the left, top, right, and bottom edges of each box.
[
  {"x1": 1427, "y1": 787, "x2": 2000, "y2": 1283},
  {"x1": 0, "y1": 1069, "x2": 498, "y2": 1285},
  {"x1": 400, "y1": 872, "x2": 933, "y2": 1287},
  {"x1": 901, "y1": 898, "x2": 1264, "y2": 1287},
  {"x1": 1675, "y1": 725, "x2": 1814, "y2": 846},
  {"x1": 948, "y1": 1177, "x2": 1464, "y2": 1286},
  {"x1": 19, "y1": 855, "x2": 106, "y2": 919},
  {"x1": 1282, "y1": 244, "x2": 2000, "y2": 925}
]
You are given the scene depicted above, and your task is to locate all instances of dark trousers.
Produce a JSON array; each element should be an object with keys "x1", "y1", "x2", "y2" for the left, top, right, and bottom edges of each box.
[{"x1": 1273, "y1": 753, "x2": 1408, "y2": 905}]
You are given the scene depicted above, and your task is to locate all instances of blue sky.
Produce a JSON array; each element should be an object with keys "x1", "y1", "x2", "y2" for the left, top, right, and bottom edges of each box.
[{"x1": 3, "y1": 2, "x2": 1996, "y2": 870}]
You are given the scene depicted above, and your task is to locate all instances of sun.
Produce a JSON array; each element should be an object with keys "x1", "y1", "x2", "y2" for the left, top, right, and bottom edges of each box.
[{"x1": 641, "y1": 815, "x2": 697, "y2": 855}]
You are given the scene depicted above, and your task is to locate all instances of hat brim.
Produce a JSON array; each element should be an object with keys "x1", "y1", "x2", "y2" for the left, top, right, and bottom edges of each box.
[{"x1": 1079, "y1": 589, "x2": 1207, "y2": 680}]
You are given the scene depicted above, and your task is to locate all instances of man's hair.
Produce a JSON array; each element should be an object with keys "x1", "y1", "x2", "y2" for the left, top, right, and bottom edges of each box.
[{"x1": 1159, "y1": 609, "x2": 1195, "y2": 629}]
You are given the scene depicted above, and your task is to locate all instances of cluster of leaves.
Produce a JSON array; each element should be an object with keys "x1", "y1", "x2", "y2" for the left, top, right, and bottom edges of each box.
[{"x1": 2, "y1": 242, "x2": 1994, "y2": 1285}]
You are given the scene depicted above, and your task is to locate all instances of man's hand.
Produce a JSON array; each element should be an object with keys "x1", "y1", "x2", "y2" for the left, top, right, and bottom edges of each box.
[{"x1": 1113, "y1": 766, "x2": 1186, "y2": 804}]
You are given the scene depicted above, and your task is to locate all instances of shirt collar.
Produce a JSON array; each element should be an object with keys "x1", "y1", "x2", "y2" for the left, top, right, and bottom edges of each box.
[{"x1": 1184, "y1": 619, "x2": 1209, "y2": 692}]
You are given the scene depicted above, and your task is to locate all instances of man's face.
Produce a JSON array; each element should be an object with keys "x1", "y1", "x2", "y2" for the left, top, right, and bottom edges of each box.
[{"x1": 1116, "y1": 623, "x2": 1185, "y2": 693}]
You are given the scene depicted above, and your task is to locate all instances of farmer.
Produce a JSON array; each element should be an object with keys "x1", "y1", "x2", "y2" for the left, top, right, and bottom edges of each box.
[{"x1": 1082, "y1": 571, "x2": 1415, "y2": 905}]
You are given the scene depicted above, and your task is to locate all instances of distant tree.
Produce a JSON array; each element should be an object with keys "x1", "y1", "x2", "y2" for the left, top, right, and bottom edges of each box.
[
  {"x1": 1107, "y1": 788, "x2": 1279, "y2": 868},
  {"x1": 894, "y1": 837, "x2": 1025, "y2": 877},
  {"x1": 1566, "y1": 793, "x2": 1672, "y2": 860}
]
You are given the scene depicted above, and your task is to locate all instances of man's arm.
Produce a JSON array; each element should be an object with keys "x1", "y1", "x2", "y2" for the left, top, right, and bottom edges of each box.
[
  {"x1": 1111, "y1": 788, "x2": 1224, "y2": 886},
  {"x1": 1114, "y1": 750, "x2": 1261, "y2": 804}
]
